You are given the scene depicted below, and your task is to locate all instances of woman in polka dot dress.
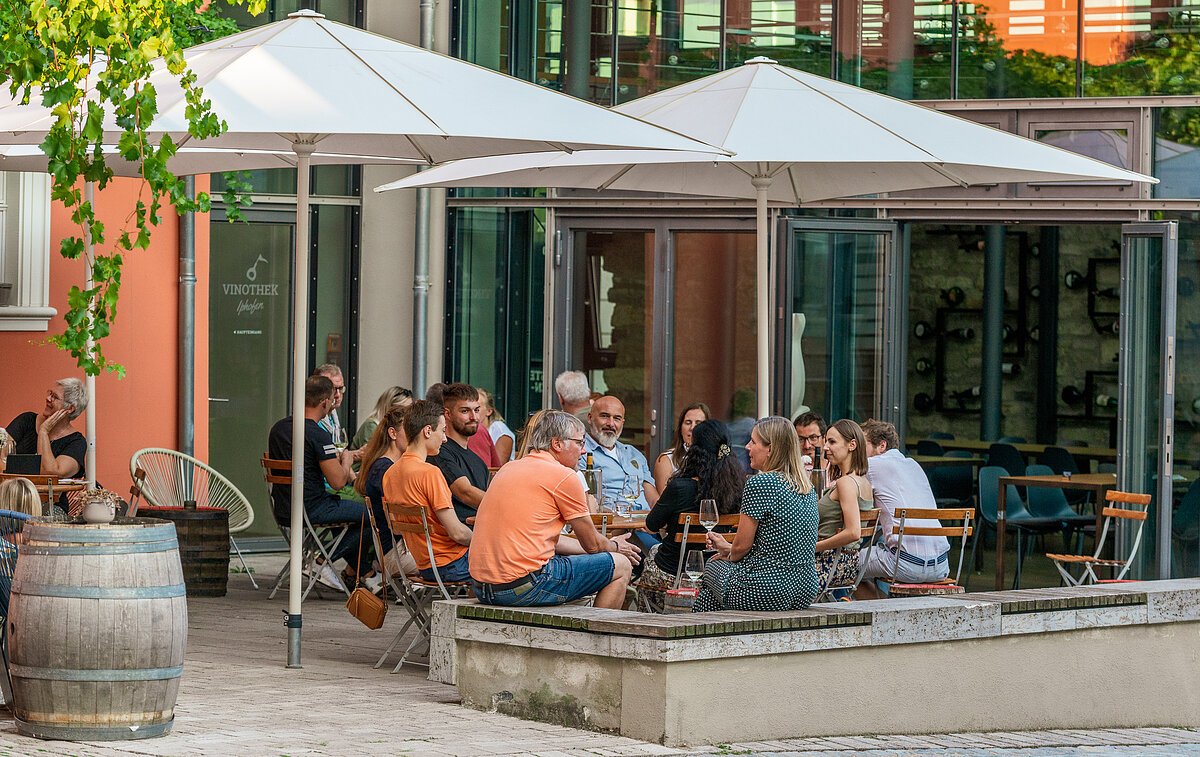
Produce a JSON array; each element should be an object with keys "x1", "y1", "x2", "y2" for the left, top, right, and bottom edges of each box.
[{"x1": 694, "y1": 416, "x2": 819, "y2": 613}]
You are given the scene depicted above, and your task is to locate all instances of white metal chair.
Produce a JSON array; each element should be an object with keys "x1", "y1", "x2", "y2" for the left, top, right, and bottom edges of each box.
[
  {"x1": 260, "y1": 455, "x2": 351, "y2": 600},
  {"x1": 1046, "y1": 490, "x2": 1151, "y2": 586},
  {"x1": 376, "y1": 499, "x2": 471, "y2": 673},
  {"x1": 130, "y1": 447, "x2": 258, "y2": 588}
]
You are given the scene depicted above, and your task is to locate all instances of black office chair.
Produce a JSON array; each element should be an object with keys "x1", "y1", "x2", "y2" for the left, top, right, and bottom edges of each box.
[{"x1": 915, "y1": 440, "x2": 945, "y2": 456}]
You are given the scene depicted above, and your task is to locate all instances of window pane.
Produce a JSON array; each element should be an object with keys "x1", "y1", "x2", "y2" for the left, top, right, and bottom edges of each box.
[
  {"x1": 727, "y1": 0, "x2": 831, "y2": 75},
  {"x1": 1154, "y1": 107, "x2": 1200, "y2": 199},
  {"x1": 1082, "y1": 2, "x2": 1200, "y2": 97},
  {"x1": 958, "y1": 0, "x2": 1078, "y2": 98}
]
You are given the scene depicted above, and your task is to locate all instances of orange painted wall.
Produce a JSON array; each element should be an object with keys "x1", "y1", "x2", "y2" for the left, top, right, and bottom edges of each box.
[{"x1": 0, "y1": 176, "x2": 210, "y2": 489}]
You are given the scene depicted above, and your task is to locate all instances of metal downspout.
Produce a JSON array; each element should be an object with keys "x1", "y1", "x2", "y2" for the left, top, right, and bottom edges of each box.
[
  {"x1": 178, "y1": 176, "x2": 196, "y2": 456},
  {"x1": 981, "y1": 224, "x2": 1005, "y2": 440},
  {"x1": 412, "y1": 0, "x2": 436, "y2": 395}
]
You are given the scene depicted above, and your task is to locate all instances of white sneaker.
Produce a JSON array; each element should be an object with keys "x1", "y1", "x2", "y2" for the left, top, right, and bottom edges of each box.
[
  {"x1": 363, "y1": 574, "x2": 383, "y2": 595},
  {"x1": 314, "y1": 562, "x2": 347, "y2": 593}
]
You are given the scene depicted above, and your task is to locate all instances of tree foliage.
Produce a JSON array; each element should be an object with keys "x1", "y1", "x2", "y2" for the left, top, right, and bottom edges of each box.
[{"x1": 0, "y1": 0, "x2": 263, "y2": 376}]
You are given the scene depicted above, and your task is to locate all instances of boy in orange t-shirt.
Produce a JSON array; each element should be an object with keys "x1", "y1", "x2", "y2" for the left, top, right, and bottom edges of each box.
[{"x1": 381, "y1": 400, "x2": 473, "y2": 581}]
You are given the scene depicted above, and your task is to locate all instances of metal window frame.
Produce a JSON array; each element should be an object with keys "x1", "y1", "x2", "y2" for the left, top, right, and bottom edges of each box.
[{"x1": 1117, "y1": 221, "x2": 1177, "y2": 579}]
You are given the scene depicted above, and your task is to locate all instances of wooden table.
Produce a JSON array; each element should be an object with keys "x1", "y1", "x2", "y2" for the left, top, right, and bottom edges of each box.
[
  {"x1": 595, "y1": 514, "x2": 651, "y2": 536},
  {"x1": 911, "y1": 455, "x2": 985, "y2": 469},
  {"x1": 0, "y1": 473, "x2": 86, "y2": 516},
  {"x1": 995, "y1": 473, "x2": 1117, "y2": 590},
  {"x1": 908, "y1": 438, "x2": 1118, "y2": 464}
]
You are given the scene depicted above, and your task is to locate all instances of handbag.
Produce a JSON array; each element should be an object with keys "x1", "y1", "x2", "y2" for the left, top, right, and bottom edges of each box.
[{"x1": 346, "y1": 511, "x2": 388, "y2": 629}]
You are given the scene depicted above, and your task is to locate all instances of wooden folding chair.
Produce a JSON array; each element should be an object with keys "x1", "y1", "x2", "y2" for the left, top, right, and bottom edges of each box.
[
  {"x1": 1046, "y1": 490, "x2": 1151, "y2": 586},
  {"x1": 375, "y1": 499, "x2": 472, "y2": 673},
  {"x1": 591, "y1": 512, "x2": 612, "y2": 538},
  {"x1": 887, "y1": 507, "x2": 975, "y2": 597},
  {"x1": 259, "y1": 454, "x2": 352, "y2": 600},
  {"x1": 816, "y1": 509, "x2": 881, "y2": 602}
]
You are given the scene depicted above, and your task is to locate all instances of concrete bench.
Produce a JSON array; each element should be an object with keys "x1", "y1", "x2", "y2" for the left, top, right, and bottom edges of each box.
[{"x1": 430, "y1": 579, "x2": 1200, "y2": 746}]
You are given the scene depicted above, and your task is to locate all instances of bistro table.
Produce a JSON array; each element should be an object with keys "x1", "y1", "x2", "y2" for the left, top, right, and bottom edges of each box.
[
  {"x1": 994, "y1": 472, "x2": 1117, "y2": 590},
  {"x1": 0, "y1": 473, "x2": 87, "y2": 516}
]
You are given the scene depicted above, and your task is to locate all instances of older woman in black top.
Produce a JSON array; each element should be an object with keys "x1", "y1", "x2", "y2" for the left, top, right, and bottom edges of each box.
[
  {"x1": 636, "y1": 420, "x2": 745, "y2": 612},
  {"x1": 1, "y1": 378, "x2": 88, "y2": 479}
]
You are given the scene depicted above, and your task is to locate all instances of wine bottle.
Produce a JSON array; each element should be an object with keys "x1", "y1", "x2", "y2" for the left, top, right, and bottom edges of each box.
[
  {"x1": 1001, "y1": 362, "x2": 1020, "y2": 377},
  {"x1": 1064, "y1": 270, "x2": 1088, "y2": 290},
  {"x1": 948, "y1": 326, "x2": 975, "y2": 340},
  {"x1": 951, "y1": 386, "x2": 982, "y2": 407},
  {"x1": 914, "y1": 357, "x2": 934, "y2": 375},
  {"x1": 941, "y1": 287, "x2": 966, "y2": 307},
  {"x1": 1097, "y1": 321, "x2": 1119, "y2": 336},
  {"x1": 913, "y1": 393, "x2": 935, "y2": 413},
  {"x1": 1095, "y1": 393, "x2": 1117, "y2": 409},
  {"x1": 1061, "y1": 385, "x2": 1084, "y2": 406},
  {"x1": 913, "y1": 321, "x2": 934, "y2": 339}
]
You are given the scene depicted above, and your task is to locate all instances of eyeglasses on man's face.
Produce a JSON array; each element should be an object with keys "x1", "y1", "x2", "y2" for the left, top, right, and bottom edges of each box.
[{"x1": 799, "y1": 434, "x2": 823, "y2": 445}]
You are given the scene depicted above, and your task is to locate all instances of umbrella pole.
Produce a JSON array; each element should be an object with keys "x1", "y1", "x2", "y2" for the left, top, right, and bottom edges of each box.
[
  {"x1": 287, "y1": 141, "x2": 316, "y2": 669},
  {"x1": 753, "y1": 176, "x2": 772, "y2": 419},
  {"x1": 84, "y1": 181, "x2": 97, "y2": 489}
]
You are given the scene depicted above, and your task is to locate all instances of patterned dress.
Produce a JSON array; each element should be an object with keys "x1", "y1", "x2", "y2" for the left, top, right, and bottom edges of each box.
[{"x1": 693, "y1": 471, "x2": 820, "y2": 613}]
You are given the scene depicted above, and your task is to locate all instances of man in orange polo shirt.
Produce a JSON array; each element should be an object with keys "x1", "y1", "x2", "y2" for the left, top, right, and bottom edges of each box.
[
  {"x1": 382, "y1": 400, "x2": 473, "y2": 582},
  {"x1": 469, "y1": 411, "x2": 641, "y2": 609}
]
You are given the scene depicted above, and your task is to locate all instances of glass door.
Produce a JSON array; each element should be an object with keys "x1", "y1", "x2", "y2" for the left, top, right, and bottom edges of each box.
[
  {"x1": 556, "y1": 224, "x2": 660, "y2": 453},
  {"x1": 209, "y1": 219, "x2": 294, "y2": 537},
  {"x1": 1118, "y1": 222, "x2": 1178, "y2": 579},
  {"x1": 778, "y1": 219, "x2": 903, "y2": 428}
]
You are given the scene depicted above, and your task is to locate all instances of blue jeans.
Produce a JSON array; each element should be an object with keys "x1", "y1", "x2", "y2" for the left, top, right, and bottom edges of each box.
[
  {"x1": 473, "y1": 553, "x2": 615, "y2": 607},
  {"x1": 306, "y1": 497, "x2": 370, "y2": 576},
  {"x1": 419, "y1": 551, "x2": 471, "y2": 582}
]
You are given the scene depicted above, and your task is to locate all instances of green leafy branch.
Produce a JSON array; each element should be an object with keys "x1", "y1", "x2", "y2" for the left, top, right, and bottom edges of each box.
[{"x1": 0, "y1": 0, "x2": 264, "y2": 376}]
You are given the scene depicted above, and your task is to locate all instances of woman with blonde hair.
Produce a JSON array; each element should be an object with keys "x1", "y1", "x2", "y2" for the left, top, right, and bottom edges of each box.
[
  {"x1": 478, "y1": 388, "x2": 515, "y2": 464},
  {"x1": 0, "y1": 477, "x2": 40, "y2": 517},
  {"x1": 350, "y1": 386, "x2": 413, "y2": 451},
  {"x1": 814, "y1": 419, "x2": 874, "y2": 591},
  {"x1": 696, "y1": 416, "x2": 820, "y2": 612}
]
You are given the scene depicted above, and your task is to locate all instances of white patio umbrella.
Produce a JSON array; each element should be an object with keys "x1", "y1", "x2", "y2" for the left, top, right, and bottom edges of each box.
[
  {"x1": 376, "y1": 56, "x2": 1157, "y2": 419},
  {"x1": 0, "y1": 10, "x2": 722, "y2": 667}
]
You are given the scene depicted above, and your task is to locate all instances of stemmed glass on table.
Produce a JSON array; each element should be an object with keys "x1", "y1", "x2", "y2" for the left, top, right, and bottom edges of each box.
[
  {"x1": 333, "y1": 428, "x2": 349, "y2": 453},
  {"x1": 618, "y1": 476, "x2": 640, "y2": 518}
]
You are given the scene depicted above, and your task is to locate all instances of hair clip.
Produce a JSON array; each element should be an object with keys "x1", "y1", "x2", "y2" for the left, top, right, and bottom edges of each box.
[{"x1": 717, "y1": 444, "x2": 731, "y2": 459}]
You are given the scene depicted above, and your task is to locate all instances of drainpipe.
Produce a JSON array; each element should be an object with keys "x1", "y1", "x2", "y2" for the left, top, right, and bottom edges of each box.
[
  {"x1": 980, "y1": 224, "x2": 1005, "y2": 441},
  {"x1": 564, "y1": 0, "x2": 591, "y2": 99},
  {"x1": 412, "y1": 0, "x2": 436, "y2": 395},
  {"x1": 178, "y1": 176, "x2": 196, "y2": 456}
]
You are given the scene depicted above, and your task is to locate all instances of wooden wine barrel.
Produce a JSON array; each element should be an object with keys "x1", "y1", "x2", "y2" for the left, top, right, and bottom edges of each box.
[
  {"x1": 138, "y1": 506, "x2": 230, "y2": 597},
  {"x1": 9, "y1": 518, "x2": 187, "y2": 741}
]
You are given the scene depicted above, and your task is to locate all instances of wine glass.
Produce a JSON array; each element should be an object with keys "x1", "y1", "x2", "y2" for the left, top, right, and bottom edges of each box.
[
  {"x1": 618, "y1": 476, "x2": 639, "y2": 518},
  {"x1": 699, "y1": 499, "x2": 718, "y2": 532},
  {"x1": 684, "y1": 550, "x2": 706, "y2": 584},
  {"x1": 333, "y1": 427, "x2": 348, "y2": 452}
]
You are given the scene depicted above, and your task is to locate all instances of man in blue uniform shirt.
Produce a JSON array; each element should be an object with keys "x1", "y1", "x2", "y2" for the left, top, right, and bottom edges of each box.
[{"x1": 578, "y1": 395, "x2": 658, "y2": 511}]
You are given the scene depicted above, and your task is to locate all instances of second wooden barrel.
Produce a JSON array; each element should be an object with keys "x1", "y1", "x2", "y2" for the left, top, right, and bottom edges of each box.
[
  {"x1": 10, "y1": 518, "x2": 187, "y2": 741},
  {"x1": 139, "y1": 506, "x2": 230, "y2": 597}
]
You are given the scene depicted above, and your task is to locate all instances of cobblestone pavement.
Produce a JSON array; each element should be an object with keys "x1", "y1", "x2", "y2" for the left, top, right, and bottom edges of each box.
[{"x1": 0, "y1": 554, "x2": 1195, "y2": 756}]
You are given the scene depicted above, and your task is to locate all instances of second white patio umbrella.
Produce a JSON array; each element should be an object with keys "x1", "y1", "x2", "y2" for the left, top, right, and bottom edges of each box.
[
  {"x1": 0, "y1": 10, "x2": 722, "y2": 667},
  {"x1": 377, "y1": 56, "x2": 1157, "y2": 419}
]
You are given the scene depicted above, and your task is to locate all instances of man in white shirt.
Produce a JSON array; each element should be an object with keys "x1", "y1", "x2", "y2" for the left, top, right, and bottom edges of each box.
[
  {"x1": 579, "y1": 396, "x2": 658, "y2": 511},
  {"x1": 858, "y1": 419, "x2": 950, "y2": 594}
]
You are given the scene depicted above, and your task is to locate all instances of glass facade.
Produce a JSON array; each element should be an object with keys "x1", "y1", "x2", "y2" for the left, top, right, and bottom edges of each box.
[{"x1": 447, "y1": 1, "x2": 1200, "y2": 580}]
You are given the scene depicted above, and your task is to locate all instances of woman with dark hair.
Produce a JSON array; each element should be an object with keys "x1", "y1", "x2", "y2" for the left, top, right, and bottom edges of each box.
[
  {"x1": 814, "y1": 419, "x2": 874, "y2": 592},
  {"x1": 652, "y1": 403, "x2": 710, "y2": 493},
  {"x1": 696, "y1": 416, "x2": 820, "y2": 612},
  {"x1": 637, "y1": 419, "x2": 745, "y2": 612}
]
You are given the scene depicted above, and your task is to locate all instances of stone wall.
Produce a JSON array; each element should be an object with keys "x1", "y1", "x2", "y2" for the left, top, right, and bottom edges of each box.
[{"x1": 906, "y1": 222, "x2": 1122, "y2": 449}]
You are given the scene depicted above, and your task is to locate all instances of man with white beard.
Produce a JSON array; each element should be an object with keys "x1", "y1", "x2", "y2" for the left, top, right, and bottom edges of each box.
[{"x1": 578, "y1": 396, "x2": 659, "y2": 511}]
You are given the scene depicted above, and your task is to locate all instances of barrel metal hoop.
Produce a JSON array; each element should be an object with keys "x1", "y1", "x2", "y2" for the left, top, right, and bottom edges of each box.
[
  {"x1": 27, "y1": 524, "x2": 178, "y2": 543},
  {"x1": 10, "y1": 664, "x2": 183, "y2": 681},
  {"x1": 14, "y1": 583, "x2": 187, "y2": 599},
  {"x1": 21, "y1": 540, "x2": 179, "y2": 556},
  {"x1": 15, "y1": 717, "x2": 174, "y2": 741}
]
